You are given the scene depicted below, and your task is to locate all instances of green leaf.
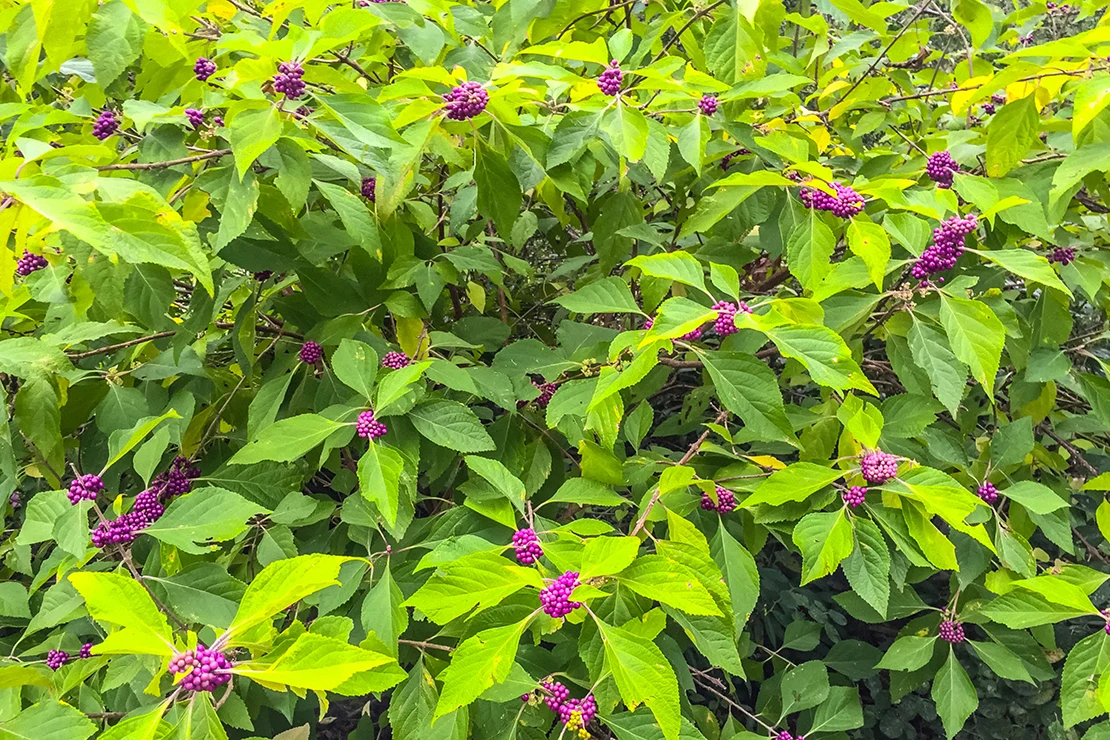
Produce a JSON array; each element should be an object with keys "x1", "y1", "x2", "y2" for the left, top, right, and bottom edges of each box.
[
  {"x1": 1011, "y1": 576, "x2": 1099, "y2": 614},
  {"x1": 700, "y1": 351, "x2": 795, "y2": 444},
  {"x1": 809, "y1": 686, "x2": 865, "y2": 733},
  {"x1": 375, "y1": 361, "x2": 431, "y2": 412},
  {"x1": 842, "y1": 517, "x2": 890, "y2": 617},
  {"x1": 603, "y1": 103, "x2": 650, "y2": 162},
  {"x1": 792, "y1": 510, "x2": 854, "y2": 585},
  {"x1": 1062, "y1": 631, "x2": 1110, "y2": 728},
  {"x1": 1002, "y1": 481, "x2": 1068, "y2": 515},
  {"x1": 641, "y1": 297, "x2": 717, "y2": 344},
  {"x1": 0, "y1": 701, "x2": 95, "y2": 740},
  {"x1": 86, "y1": 1, "x2": 145, "y2": 86},
  {"x1": 332, "y1": 339, "x2": 379, "y2": 399},
  {"x1": 404, "y1": 551, "x2": 543, "y2": 625},
  {"x1": 552, "y1": 277, "x2": 640, "y2": 314},
  {"x1": 68, "y1": 572, "x2": 174, "y2": 657},
  {"x1": 315, "y1": 180, "x2": 380, "y2": 254},
  {"x1": 877, "y1": 635, "x2": 938, "y2": 672},
  {"x1": 1074, "y1": 75, "x2": 1110, "y2": 139},
  {"x1": 233, "y1": 632, "x2": 395, "y2": 692},
  {"x1": 846, "y1": 218, "x2": 891, "y2": 290},
  {"x1": 952, "y1": 0, "x2": 992, "y2": 47},
  {"x1": 230, "y1": 106, "x2": 283, "y2": 181},
  {"x1": 765, "y1": 325, "x2": 877, "y2": 395},
  {"x1": 618, "y1": 555, "x2": 722, "y2": 616},
  {"x1": 932, "y1": 648, "x2": 978, "y2": 739},
  {"x1": 409, "y1": 400, "x2": 495, "y2": 453},
  {"x1": 939, "y1": 294, "x2": 1004, "y2": 397},
  {"x1": 677, "y1": 114, "x2": 709, "y2": 174},
  {"x1": 227, "y1": 554, "x2": 353, "y2": 639},
  {"x1": 786, "y1": 212, "x2": 835, "y2": 292},
  {"x1": 981, "y1": 589, "x2": 1094, "y2": 628},
  {"x1": 435, "y1": 620, "x2": 529, "y2": 719},
  {"x1": 711, "y1": 526, "x2": 759, "y2": 631},
  {"x1": 229, "y1": 414, "x2": 346, "y2": 465},
  {"x1": 105, "y1": 410, "x2": 181, "y2": 471},
  {"x1": 359, "y1": 443, "x2": 405, "y2": 526},
  {"x1": 741, "y1": 463, "x2": 842, "y2": 508},
  {"x1": 969, "y1": 641, "x2": 1034, "y2": 684},
  {"x1": 475, "y1": 142, "x2": 521, "y2": 238},
  {"x1": 465, "y1": 456, "x2": 526, "y2": 511},
  {"x1": 579, "y1": 536, "x2": 641, "y2": 579},
  {"x1": 907, "y1": 318, "x2": 966, "y2": 415},
  {"x1": 975, "y1": 248, "x2": 1072, "y2": 296},
  {"x1": 626, "y1": 252, "x2": 708, "y2": 295},
  {"x1": 543, "y1": 478, "x2": 628, "y2": 508},
  {"x1": 986, "y1": 96, "x2": 1039, "y2": 178},
  {"x1": 147, "y1": 564, "x2": 245, "y2": 630},
  {"x1": 597, "y1": 620, "x2": 681, "y2": 740},
  {"x1": 781, "y1": 661, "x2": 830, "y2": 715},
  {"x1": 143, "y1": 487, "x2": 266, "y2": 554}
]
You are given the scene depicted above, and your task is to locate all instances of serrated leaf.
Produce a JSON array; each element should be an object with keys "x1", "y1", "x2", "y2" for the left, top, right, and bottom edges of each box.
[
  {"x1": 230, "y1": 414, "x2": 346, "y2": 465},
  {"x1": 597, "y1": 621, "x2": 681, "y2": 740},
  {"x1": 227, "y1": 554, "x2": 354, "y2": 640},
  {"x1": 409, "y1": 400, "x2": 495, "y2": 453},
  {"x1": 435, "y1": 621, "x2": 529, "y2": 719},
  {"x1": 792, "y1": 510, "x2": 854, "y2": 585},
  {"x1": 404, "y1": 551, "x2": 543, "y2": 625},
  {"x1": 143, "y1": 487, "x2": 265, "y2": 554}
]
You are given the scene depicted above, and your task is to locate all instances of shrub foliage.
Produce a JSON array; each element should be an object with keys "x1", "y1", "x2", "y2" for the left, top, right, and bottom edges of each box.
[{"x1": 1, "y1": 0, "x2": 1110, "y2": 738}]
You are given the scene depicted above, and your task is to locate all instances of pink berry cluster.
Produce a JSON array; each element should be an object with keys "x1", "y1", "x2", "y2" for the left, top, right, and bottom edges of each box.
[
  {"x1": 185, "y1": 108, "x2": 205, "y2": 129},
  {"x1": 91, "y1": 489, "x2": 164, "y2": 548},
  {"x1": 1048, "y1": 246, "x2": 1077, "y2": 266},
  {"x1": 67, "y1": 474, "x2": 104, "y2": 505},
  {"x1": 540, "y1": 571, "x2": 582, "y2": 618},
  {"x1": 273, "y1": 61, "x2": 306, "y2": 99},
  {"x1": 925, "y1": 151, "x2": 959, "y2": 189},
  {"x1": 356, "y1": 410, "x2": 388, "y2": 440},
  {"x1": 701, "y1": 485, "x2": 737, "y2": 514},
  {"x1": 532, "y1": 381, "x2": 557, "y2": 408},
  {"x1": 910, "y1": 214, "x2": 978, "y2": 280},
  {"x1": 299, "y1": 341, "x2": 323, "y2": 364},
  {"x1": 361, "y1": 176, "x2": 376, "y2": 202},
  {"x1": 46, "y1": 650, "x2": 69, "y2": 670},
  {"x1": 169, "y1": 644, "x2": 232, "y2": 692},
  {"x1": 698, "y1": 94, "x2": 718, "y2": 115},
  {"x1": 799, "y1": 182, "x2": 865, "y2": 218},
  {"x1": 541, "y1": 681, "x2": 597, "y2": 735},
  {"x1": 860, "y1": 450, "x2": 898, "y2": 484},
  {"x1": 681, "y1": 326, "x2": 703, "y2": 341},
  {"x1": 597, "y1": 61, "x2": 623, "y2": 96},
  {"x1": 842, "y1": 486, "x2": 867, "y2": 508},
  {"x1": 444, "y1": 81, "x2": 488, "y2": 120},
  {"x1": 194, "y1": 57, "x2": 216, "y2": 81},
  {"x1": 976, "y1": 482, "x2": 999, "y2": 504},
  {"x1": 79, "y1": 643, "x2": 94, "y2": 659},
  {"x1": 712, "y1": 300, "x2": 752, "y2": 336},
  {"x1": 776, "y1": 732, "x2": 797, "y2": 740},
  {"x1": 512, "y1": 528, "x2": 543, "y2": 564},
  {"x1": 15, "y1": 250, "x2": 47, "y2": 276},
  {"x1": 381, "y1": 351, "x2": 410, "y2": 369},
  {"x1": 92, "y1": 110, "x2": 119, "y2": 140},
  {"x1": 939, "y1": 619, "x2": 966, "y2": 643}
]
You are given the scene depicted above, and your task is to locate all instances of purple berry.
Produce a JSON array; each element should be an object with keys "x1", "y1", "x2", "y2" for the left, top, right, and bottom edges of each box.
[
  {"x1": 169, "y1": 644, "x2": 232, "y2": 692},
  {"x1": 67, "y1": 474, "x2": 104, "y2": 505},
  {"x1": 533, "y1": 381, "x2": 557, "y2": 409},
  {"x1": 512, "y1": 528, "x2": 544, "y2": 565},
  {"x1": 9, "y1": 491, "x2": 21, "y2": 509},
  {"x1": 294, "y1": 106, "x2": 312, "y2": 119},
  {"x1": 910, "y1": 214, "x2": 978, "y2": 280},
  {"x1": 15, "y1": 250, "x2": 47, "y2": 277},
  {"x1": 92, "y1": 110, "x2": 119, "y2": 140},
  {"x1": 698, "y1": 94, "x2": 718, "y2": 115},
  {"x1": 185, "y1": 108, "x2": 205, "y2": 130},
  {"x1": 701, "y1": 485, "x2": 736, "y2": 514},
  {"x1": 443, "y1": 81, "x2": 488, "y2": 120},
  {"x1": 521, "y1": 693, "x2": 531, "y2": 703},
  {"x1": 1048, "y1": 246, "x2": 1077, "y2": 266},
  {"x1": 213, "y1": 115, "x2": 225, "y2": 128},
  {"x1": 273, "y1": 61, "x2": 306, "y2": 99},
  {"x1": 681, "y1": 326, "x2": 703, "y2": 342},
  {"x1": 381, "y1": 351, "x2": 410, "y2": 369},
  {"x1": 843, "y1": 486, "x2": 867, "y2": 508},
  {"x1": 597, "y1": 60, "x2": 623, "y2": 96},
  {"x1": 711, "y1": 300, "x2": 751, "y2": 335},
  {"x1": 925, "y1": 151, "x2": 959, "y2": 189},
  {"x1": 540, "y1": 572, "x2": 582, "y2": 618},
  {"x1": 799, "y1": 182, "x2": 864, "y2": 218},
  {"x1": 860, "y1": 451, "x2": 898, "y2": 485},
  {"x1": 542, "y1": 681, "x2": 596, "y2": 730},
  {"x1": 299, "y1": 341, "x2": 323, "y2": 364},
  {"x1": 356, "y1": 410, "x2": 388, "y2": 440},
  {"x1": 361, "y1": 176, "x2": 376, "y2": 202},
  {"x1": 194, "y1": 58, "x2": 216, "y2": 81},
  {"x1": 981, "y1": 103, "x2": 996, "y2": 115},
  {"x1": 46, "y1": 650, "x2": 69, "y2": 671},
  {"x1": 1103, "y1": 610, "x2": 1110, "y2": 635},
  {"x1": 991, "y1": 92, "x2": 1007, "y2": 105},
  {"x1": 939, "y1": 619, "x2": 965, "y2": 644},
  {"x1": 79, "y1": 643, "x2": 94, "y2": 659},
  {"x1": 776, "y1": 733, "x2": 794, "y2": 740},
  {"x1": 254, "y1": 270, "x2": 273, "y2": 281},
  {"x1": 643, "y1": 318, "x2": 653, "y2": 330},
  {"x1": 976, "y1": 482, "x2": 999, "y2": 504}
]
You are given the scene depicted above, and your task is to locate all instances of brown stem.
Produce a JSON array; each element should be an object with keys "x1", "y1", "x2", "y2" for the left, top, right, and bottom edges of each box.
[
  {"x1": 835, "y1": 0, "x2": 931, "y2": 106},
  {"x1": 651, "y1": 1, "x2": 726, "y2": 63},
  {"x1": 557, "y1": 0, "x2": 641, "y2": 38},
  {"x1": 96, "y1": 149, "x2": 231, "y2": 172},
  {"x1": 1041, "y1": 426, "x2": 1099, "y2": 477},
  {"x1": 398, "y1": 639, "x2": 455, "y2": 652}
]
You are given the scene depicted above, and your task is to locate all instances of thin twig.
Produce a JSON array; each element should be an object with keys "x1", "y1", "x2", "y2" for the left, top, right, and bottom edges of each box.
[
  {"x1": 652, "y1": 1, "x2": 726, "y2": 63},
  {"x1": 96, "y1": 149, "x2": 231, "y2": 172},
  {"x1": 557, "y1": 0, "x2": 640, "y2": 38},
  {"x1": 835, "y1": 0, "x2": 931, "y2": 106},
  {"x1": 398, "y1": 639, "x2": 455, "y2": 652}
]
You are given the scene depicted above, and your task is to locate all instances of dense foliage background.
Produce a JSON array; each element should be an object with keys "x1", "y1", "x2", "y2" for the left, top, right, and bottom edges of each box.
[{"x1": 1, "y1": 0, "x2": 1110, "y2": 738}]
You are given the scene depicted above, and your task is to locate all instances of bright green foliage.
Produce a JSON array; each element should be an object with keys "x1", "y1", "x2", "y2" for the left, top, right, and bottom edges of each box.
[{"x1": 1, "y1": 0, "x2": 1110, "y2": 739}]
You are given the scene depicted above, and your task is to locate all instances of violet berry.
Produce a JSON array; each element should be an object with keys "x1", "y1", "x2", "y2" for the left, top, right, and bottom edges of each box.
[
  {"x1": 910, "y1": 214, "x2": 978, "y2": 280},
  {"x1": 299, "y1": 341, "x2": 323, "y2": 364},
  {"x1": 194, "y1": 58, "x2": 216, "y2": 81},
  {"x1": 273, "y1": 61, "x2": 306, "y2": 99},
  {"x1": 925, "y1": 151, "x2": 959, "y2": 189},
  {"x1": 185, "y1": 108, "x2": 205, "y2": 130},
  {"x1": 712, "y1": 300, "x2": 751, "y2": 335},
  {"x1": 67, "y1": 474, "x2": 104, "y2": 505},
  {"x1": 152, "y1": 456, "x2": 199, "y2": 500},
  {"x1": 169, "y1": 644, "x2": 232, "y2": 692},
  {"x1": 46, "y1": 650, "x2": 69, "y2": 671},
  {"x1": 939, "y1": 619, "x2": 966, "y2": 644},
  {"x1": 597, "y1": 60, "x2": 623, "y2": 96},
  {"x1": 15, "y1": 250, "x2": 47, "y2": 276},
  {"x1": 799, "y1": 182, "x2": 864, "y2": 218},
  {"x1": 92, "y1": 110, "x2": 119, "y2": 140},
  {"x1": 521, "y1": 693, "x2": 531, "y2": 703},
  {"x1": 361, "y1": 176, "x2": 376, "y2": 202},
  {"x1": 681, "y1": 326, "x2": 703, "y2": 341},
  {"x1": 698, "y1": 94, "x2": 718, "y2": 115},
  {"x1": 860, "y1": 450, "x2": 898, "y2": 484},
  {"x1": 131, "y1": 489, "x2": 165, "y2": 525},
  {"x1": 381, "y1": 351, "x2": 410, "y2": 369},
  {"x1": 512, "y1": 528, "x2": 544, "y2": 565},
  {"x1": 540, "y1": 571, "x2": 582, "y2": 618},
  {"x1": 1102, "y1": 609, "x2": 1110, "y2": 634},
  {"x1": 79, "y1": 643, "x2": 94, "y2": 659},
  {"x1": 9, "y1": 491, "x2": 21, "y2": 509},
  {"x1": 976, "y1": 482, "x2": 999, "y2": 504},
  {"x1": 213, "y1": 115, "x2": 225, "y2": 128},
  {"x1": 776, "y1": 733, "x2": 795, "y2": 740},
  {"x1": 356, "y1": 410, "x2": 388, "y2": 440},
  {"x1": 543, "y1": 681, "x2": 571, "y2": 712},
  {"x1": 643, "y1": 318, "x2": 653, "y2": 330},
  {"x1": 443, "y1": 81, "x2": 488, "y2": 120},
  {"x1": 843, "y1": 486, "x2": 867, "y2": 508},
  {"x1": 1048, "y1": 246, "x2": 1077, "y2": 266},
  {"x1": 720, "y1": 148, "x2": 750, "y2": 170},
  {"x1": 254, "y1": 270, "x2": 273, "y2": 281},
  {"x1": 533, "y1": 381, "x2": 557, "y2": 409},
  {"x1": 701, "y1": 485, "x2": 737, "y2": 514}
]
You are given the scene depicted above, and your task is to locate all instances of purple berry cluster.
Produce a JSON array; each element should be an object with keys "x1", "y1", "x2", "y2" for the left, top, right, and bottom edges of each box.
[
  {"x1": 542, "y1": 681, "x2": 597, "y2": 735},
  {"x1": 843, "y1": 486, "x2": 867, "y2": 508},
  {"x1": 910, "y1": 214, "x2": 978, "y2": 280},
  {"x1": 9, "y1": 491, "x2": 21, "y2": 509},
  {"x1": 720, "y1": 148, "x2": 750, "y2": 169},
  {"x1": 153, "y1": 456, "x2": 200, "y2": 499},
  {"x1": 443, "y1": 81, "x2": 488, "y2": 120},
  {"x1": 194, "y1": 57, "x2": 216, "y2": 81},
  {"x1": 512, "y1": 528, "x2": 543, "y2": 564},
  {"x1": 533, "y1": 381, "x2": 557, "y2": 409},
  {"x1": 700, "y1": 485, "x2": 737, "y2": 514},
  {"x1": 597, "y1": 61, "x2": 623, "y2": 96},
  {"x1": 67, "y1": 474, "x2": 104, "y2": 505},
  {"x1": 273, "y1": 61, "x2": 306, "y2": 99},
  {"x1": 299, "y1": 341, "x2": 323, "y2": 364},
  {"x1": 976, "y1": 482, "x2": 999, "y2": 504},
  {"x1": 79, "y1": 643, "x2": 94, "y2": 659},
  {"x1": 169, "y1": 645, "x2": 232, "y2": 692},
  {"x1": 712, "y1": 300, "x2": 752, "y2": 335},
  {"x1": 799, "y1": 182, "x2": 865, "y2": 218},
  {"x1": 254, "y1": 270, "x2": 273, "y2": 282},
  {"x1": 46, "y1": 650, "x2": 69, "y2": 671},
  {"x1": 1048, "y1": 246, "x2": 1077, "y2": 266},
  {"x1": 698, "y1": 94, "x2": 718, "y2": 115},
  {"x1": 91, "y1": 489, "x2": 164, "y2": 548},
  {"x1": 540, "y1": 571, "x2": 582, "y2": 618},
  {"x1": 185, "y1": 108, "x2": 205, "y2": 130},
  {"x1": 381, "y1": 351, "x2": 410, "y2": 369},
  {"x1": 776, "y1": 732, "x2": 796, "y2": 740},
  {"x1": 925, "y1": 151, "x2": 959, "y2": 189},
  {"x1": 15, "y1": 250, "x2": 47, "y2": 276},
  {"x1": 1102, "y1": 609, "x2": 1110, "y2": 635},
  {"x1": 361, "y1": 176, "x2": 376, "y2": 202},
  {"x1": 860, "y1": 451, "x2": 898, "y2": 484},
  {"x1": 939, "y1": 619, "x2": 966, "y2": 644},
  {"x1": 681, "y1": 326, "x2": 703, "y2": 341},
  {"x1": 356, "y1": 410, "x2": 388, "y2": 440},
  {"x1": 92, "y1": 110, "x2": 119, "y2": 140}
]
